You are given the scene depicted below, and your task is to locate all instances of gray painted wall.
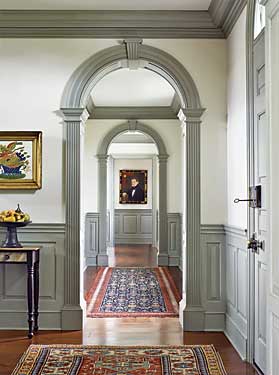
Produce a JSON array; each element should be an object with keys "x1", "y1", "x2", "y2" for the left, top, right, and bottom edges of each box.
[
  {"x1": 0, "y1": 220, "x2": 246, "y2": 335},
  {"x1": 114, "y1": 209, "x2": 153, "y2": 245},
  {"x1": 0, "y1": 224, "x2": 65, "y2": 330}
]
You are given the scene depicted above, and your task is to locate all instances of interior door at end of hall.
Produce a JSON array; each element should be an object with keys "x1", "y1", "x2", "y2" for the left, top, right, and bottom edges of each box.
[{"x1": 253, "y1": 30, "x2": 268, "y2": 374}]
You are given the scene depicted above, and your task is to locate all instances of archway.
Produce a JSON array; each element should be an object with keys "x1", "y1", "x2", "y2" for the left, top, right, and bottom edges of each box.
[
  {"x1": 96, "y1": 120, "x2": 168, "y2": 266},
  {"x1": 60, "y1": 39, "x2": 205, "y2": 330}
]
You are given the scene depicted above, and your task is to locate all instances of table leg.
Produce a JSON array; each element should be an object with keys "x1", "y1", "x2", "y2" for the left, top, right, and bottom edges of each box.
[
  {"x1": 27, "y1": 254, "x2": 35, "y2": 339},
  {"x1": 34, "y1": 259, "x2": 39, "y2": 332}
]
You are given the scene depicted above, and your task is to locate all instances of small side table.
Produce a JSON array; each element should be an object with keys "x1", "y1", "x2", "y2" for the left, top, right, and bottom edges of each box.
[{"x1": 0, "y1": 247, "x2": 40, "y2": 338}]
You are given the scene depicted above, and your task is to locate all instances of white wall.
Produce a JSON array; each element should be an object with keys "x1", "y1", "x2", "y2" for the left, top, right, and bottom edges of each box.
[
  {"x1": 0, "y1": 38, "x2": 227, "y2": 224},
  {"x1": 148, "y1": 40, "x2": 228, "y2": 224},
  {"x1": 227, "y1": 9, "x2": 248, "y2": 229},
  {"x1": 0, "y1": 39, "x2": 117, "y2": 222}
]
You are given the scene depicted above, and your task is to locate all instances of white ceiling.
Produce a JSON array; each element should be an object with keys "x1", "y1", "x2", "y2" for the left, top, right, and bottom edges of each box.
[
  {"x1": 92, "y1": 68, "x2": 175, "y2": 107},
  {"x1": 0, "y1": 0, "x2": 211, "y2": 10}
]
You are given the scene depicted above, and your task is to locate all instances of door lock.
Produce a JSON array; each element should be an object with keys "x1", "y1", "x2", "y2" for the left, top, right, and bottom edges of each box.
[
  {"x1": 234, "y1": 185, "x2": 262, "y2": 208},
  {"x1": 247, "y1": 233, "x2": 264, "y2": 253}
]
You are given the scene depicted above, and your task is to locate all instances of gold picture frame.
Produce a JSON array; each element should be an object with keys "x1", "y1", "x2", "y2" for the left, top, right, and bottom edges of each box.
[{"x1": 0, "y1": 131, "x2": 42, "y2": 190}]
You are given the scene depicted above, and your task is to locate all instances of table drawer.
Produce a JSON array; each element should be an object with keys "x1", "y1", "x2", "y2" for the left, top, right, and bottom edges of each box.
[{"x1": 0, "y1": 252, "x2": 27, "y2": 262}]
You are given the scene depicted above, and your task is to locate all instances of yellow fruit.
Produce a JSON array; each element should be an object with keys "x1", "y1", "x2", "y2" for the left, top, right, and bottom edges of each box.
[
  {"x1": 24, "y1": 213, "x2": 30, "y2": 222},
  {"x1": 4, "y1": 216, "x2": 16, "y2": 222}
]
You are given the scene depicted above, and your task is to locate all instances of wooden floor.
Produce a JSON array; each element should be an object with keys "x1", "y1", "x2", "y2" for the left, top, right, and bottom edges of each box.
[{"x1": 0, "y1": 245, "x2": 257, "y2": 375}]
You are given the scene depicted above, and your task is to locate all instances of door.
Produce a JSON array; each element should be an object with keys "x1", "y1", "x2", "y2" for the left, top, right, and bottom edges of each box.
[{"x1": 253, "y1": 30, "x2": 268, "y2": 374}]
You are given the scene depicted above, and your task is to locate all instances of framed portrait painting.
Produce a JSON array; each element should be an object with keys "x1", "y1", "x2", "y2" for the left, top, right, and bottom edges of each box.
[
  {"x1": 0, "y1": 131, "x2": 42, "y2": 190},
  {"x1": 119, "y1": 169, "x2": 147, "y2": 204}
]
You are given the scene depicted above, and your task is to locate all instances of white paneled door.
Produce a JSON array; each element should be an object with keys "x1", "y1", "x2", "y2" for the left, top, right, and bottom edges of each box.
[{"x1": 253, "y1": 30, "x2": 268, "y2": 374}]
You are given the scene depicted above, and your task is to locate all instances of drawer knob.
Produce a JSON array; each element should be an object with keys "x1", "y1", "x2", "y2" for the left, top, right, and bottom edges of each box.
[{"x1": 4, "y1": 254, "x2": 10, "y2": 260}]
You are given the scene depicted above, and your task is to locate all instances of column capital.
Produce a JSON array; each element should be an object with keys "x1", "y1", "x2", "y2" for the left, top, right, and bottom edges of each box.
[
  {"x1": 157, "y1": 154, "x2": 169, "y2": 163},
  {"x1": 60, "y1": 108, "x2": 89, "y2": 123},
  {"x1": 178, "y1": 108, "x2": 205, "y2": 124},
  {"x1": 96, "y1": 154, "x2": 109, "y2": 163}
]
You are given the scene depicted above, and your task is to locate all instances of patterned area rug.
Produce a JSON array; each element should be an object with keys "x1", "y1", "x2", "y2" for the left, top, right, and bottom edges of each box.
[
  {"x1": 86, "y1": 267, "x2": 180, "y2": 317},
  {"x1": 12, "y1": 345, "x2": 227, "y2": 375}
]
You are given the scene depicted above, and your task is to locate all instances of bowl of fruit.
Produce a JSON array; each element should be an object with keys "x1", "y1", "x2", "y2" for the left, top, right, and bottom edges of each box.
[{"x1": 0, "y1": 205, "x2": 31, "y2": 248}]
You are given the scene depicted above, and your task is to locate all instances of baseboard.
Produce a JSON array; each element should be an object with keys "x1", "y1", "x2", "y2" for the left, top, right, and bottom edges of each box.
[
  {"x1": 204, "y1": 312, "x2": 226, "y2": 331},
  {"x1": 115, "y1": 239, "x2": 152, "y2": 244},
  {"x1": 168, "y1": 255, "x2": 180, "y2": 266},
  {"x1": 225, "y1": 314, "x2": 247, "y2": 360}
]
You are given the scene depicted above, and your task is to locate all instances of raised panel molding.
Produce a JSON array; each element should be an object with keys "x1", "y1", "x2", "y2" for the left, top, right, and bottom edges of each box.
[
  {"x1": 224, "y1": 225, "x2": 248, "y2": 360},
  {"x1": 200, "y1": 224, "x2": 226, "y2": 331},
  {"x1": 206, "y1": 243, "x2": 221, "y2": 301},
  {"x1": 85, "y1": 213, "x2": 100, "y2": 267},
  {"x1": 115, "y1": 209, "x2": 153, "y2": 244},
  {"x1": 0, "y1": 223, "x2": 65, "y2": 330},
  {"x1": 272, "y1": 313, "x2": 279, "y2": 374}
]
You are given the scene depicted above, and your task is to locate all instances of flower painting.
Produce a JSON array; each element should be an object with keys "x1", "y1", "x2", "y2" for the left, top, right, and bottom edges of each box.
[
  {"x1": 0, "y1": 141, "x2": 32, "y2": 179},
  {"x1": 0, "y1": 132, "x2": 42, "y2": 189}
]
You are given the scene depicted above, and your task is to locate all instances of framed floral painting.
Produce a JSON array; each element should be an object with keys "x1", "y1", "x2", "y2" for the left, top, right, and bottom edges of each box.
[{"x1": 0, "y1": 131, "x2": 42, "y2": 189}]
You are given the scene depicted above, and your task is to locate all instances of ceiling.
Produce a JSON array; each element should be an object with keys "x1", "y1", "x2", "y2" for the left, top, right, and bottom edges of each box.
[
  {"x1": 91, "y1": 68, "x2": 175, "y2": 107},
  {"x1": 0, "y1": 0, "x2": 212, "y2": 10}
]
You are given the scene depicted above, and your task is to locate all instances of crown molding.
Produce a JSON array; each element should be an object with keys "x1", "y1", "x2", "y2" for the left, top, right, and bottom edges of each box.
[
  {"x1": 88, "y1": 106, "x2": 177, "y2": 119},
  {"x1": 0, "y1": 10, "x2": 224, "y2": 38},
  {"x1": 209, "y1": 0, "x2": 247, "y2": 37}
]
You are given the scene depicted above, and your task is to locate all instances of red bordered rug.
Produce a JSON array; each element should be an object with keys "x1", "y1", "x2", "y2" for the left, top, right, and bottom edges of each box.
[
  {"x1": 12, "y1": 345, "x2": 227, "y2": 375},
  {"x1": 86, "y1": 267, "x2": 180, "y2": 318}
]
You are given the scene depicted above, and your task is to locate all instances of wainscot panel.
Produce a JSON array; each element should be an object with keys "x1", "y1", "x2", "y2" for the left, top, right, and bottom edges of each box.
[
  {"x1": 224, "y1": 225, "x2": 248, "y2": 359},
  {"x1": 0, "y1": 223, "x2": 65, "y2": 330},
  {"x1": 85, "y1": 213, "x2": 100, "y2": 266},
  {"x1": 200, "y1": 225, "x2": 226, "y2": 331},
  {"x1": 115, "y1": 209, "x2": 153, "y2": 244}
]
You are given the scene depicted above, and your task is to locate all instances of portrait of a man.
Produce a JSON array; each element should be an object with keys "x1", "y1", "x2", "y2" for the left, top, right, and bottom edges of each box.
[{"x1": 119, "y1": 170, "x2": 147, "y2": 204}]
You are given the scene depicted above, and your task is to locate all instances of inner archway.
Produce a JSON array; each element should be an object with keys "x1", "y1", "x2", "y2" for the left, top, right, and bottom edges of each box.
[
  {"x1": 60, "y1": 39, "x2": 205, "y2": 331},
  {"x1": 96, "y1": 120, "x2": 168, "y2": 266}
]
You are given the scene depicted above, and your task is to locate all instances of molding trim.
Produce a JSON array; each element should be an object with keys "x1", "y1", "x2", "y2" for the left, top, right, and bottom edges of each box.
[
  {"x1": 0, "y1": 10, "x2": 224, "y2": 39},
  {"x1": 0, "y1": 222, "x2": 66, "y2": 234},
  {"x1": 209, "y1": 0, "x2": 247, "y2": 37},
  {"x1": 89, "y1": 106, "x2": 177, "y2": 120},
  {"x1": 201, "y1": 224, "x2": 225, "y2": 235},
  {"x1": 97, "y1": 120, "x2": 168, "y2": 156},
  {"x1": 224, "y1": 224, "x2": 247, "y2": 238}
]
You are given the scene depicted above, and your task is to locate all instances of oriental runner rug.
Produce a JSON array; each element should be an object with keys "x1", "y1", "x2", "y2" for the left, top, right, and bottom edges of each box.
[
  {"x1": 86, "y1": 267, "x2": 180, "y2": 318},
  {"x1": 12, "y1": 345, "x2": 227, "y2": 375}
]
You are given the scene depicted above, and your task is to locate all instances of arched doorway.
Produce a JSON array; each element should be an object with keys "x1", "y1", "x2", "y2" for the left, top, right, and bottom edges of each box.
[
  {"x1": 60, "y1": 39, "x2": 205, "y2": 330},
  {"x1": 96, "y1": 120, "x2": 168, "y2": 266}
]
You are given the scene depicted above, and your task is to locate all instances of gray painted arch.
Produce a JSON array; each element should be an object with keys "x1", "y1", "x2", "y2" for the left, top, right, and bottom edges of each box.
[
  {"x1": 60, "y1": 40, "x2": 206, "y2": 331},
  {"x1": 97, "y1": 120, "x2": 168, "y2": 157},
  {"x1": 96, "y1": 120, "x2": 169, "y2": 267},
  {"x1": 61, "y1": 42, "x2": 203, "y2": 111}
]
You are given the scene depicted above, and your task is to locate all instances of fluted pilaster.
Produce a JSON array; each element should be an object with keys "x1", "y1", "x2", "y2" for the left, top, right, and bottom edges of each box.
[
  {"x1": 96, "y1": 154, "x2": 109, "y2": 265},
  {"x1": 178, "y1": 108, "x2": 205, "y2": 330},
  {"x1": 157, "y1": 154, "x2": 169, "y2": 265},
  {"x1": 61, "y1": 107, "x2": 89, "y2": 329}
]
